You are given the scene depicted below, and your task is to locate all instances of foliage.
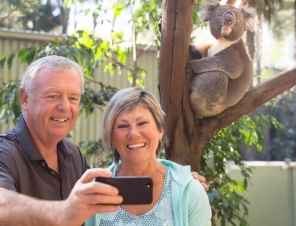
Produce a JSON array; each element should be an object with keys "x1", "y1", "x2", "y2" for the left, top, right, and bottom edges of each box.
[
  {"x1": 202, "y1": 114, "x2": 280, "y2": 226},
  {"x1": 270, "y1": 9, "x2": 294, "y2": 42},
  {"x1": 76, "y1": 0, "x2": 162, "y2": 86},
  {"x1": 248, "y1": 0, "x2": 282, "y2": 22},
  {"x1": 256, "y1": 90, "x2": 296, "y2": 161},
  {"x1": 81, "y1": 85, "x2": 117, "y2": 116},
  {"x1": 0, "y1": 0, "x2": 61, "y2": 32},
  {"x1": 0, "y1": 80, "x2": 21, "y2": 126},
  {"x1": 78, "y1": 139, "x2": 114, "y2": 168}
]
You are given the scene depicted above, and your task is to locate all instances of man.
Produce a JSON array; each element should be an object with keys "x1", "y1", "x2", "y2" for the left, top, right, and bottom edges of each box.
[
  {"x1": 0, "y1": 56, "x2": 208, "y2": 226},
  {"x1": 0, "y1": 56, "x2": 123, "y2": 225}
]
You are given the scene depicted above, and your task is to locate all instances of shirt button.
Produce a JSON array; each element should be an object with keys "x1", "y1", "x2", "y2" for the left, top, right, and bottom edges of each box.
[
  {"x1": 51, "y1": 171, "x2": 55, "y2": 175},
  {"x1": 41, "y1": 162, "x2": 46, "y2": 167}
]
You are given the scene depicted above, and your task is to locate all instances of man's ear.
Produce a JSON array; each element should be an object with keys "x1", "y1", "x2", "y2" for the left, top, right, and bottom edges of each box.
[{"x1": 19, "y1": 88, "x2": 29, "y2": 111}]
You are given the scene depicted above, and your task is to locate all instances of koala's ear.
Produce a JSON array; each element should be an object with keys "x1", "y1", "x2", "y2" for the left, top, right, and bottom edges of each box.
[
  {"x1": 200, "y1": 0, "x2": 220, "y2": 22},
  {"x1": 241, "y1": 6, "x2": 257, "y2": 32}
]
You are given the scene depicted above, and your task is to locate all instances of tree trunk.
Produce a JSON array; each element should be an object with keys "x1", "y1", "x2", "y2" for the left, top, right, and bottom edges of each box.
[
  {"x1": 246, "y1": 29, "x2": 255, "y2": 87},
  {"x1": 255, "y1": 17, "x2": 262, "y2": 85},
  {"x1": 294, "y1": 0, "x2": 296, "y2": 129},
  {"x1": 159, "y1": 0, "x2": 296, "y2": 172},
  {"x1": 159, "y1": 0, "x2": 203, "y2": 172},
  {"x1": 59, "y1": 7, "x2": 70, "y2": 34},
  {"x1": 294, "y1": 0, "x2": 296, "y2": 60},
  {"x1": 226, "y1": 0, "x2": 237, "y2": 5}
]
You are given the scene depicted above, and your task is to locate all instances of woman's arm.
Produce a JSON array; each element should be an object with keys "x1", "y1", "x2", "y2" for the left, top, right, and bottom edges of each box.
[{"x1": 187, "y1": 180, "x2": 212, "y2": 226}]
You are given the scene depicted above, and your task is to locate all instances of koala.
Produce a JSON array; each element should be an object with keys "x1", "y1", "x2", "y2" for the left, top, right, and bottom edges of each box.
[{"x1": 187, "y1": 0, "x2": 256, "y2": 117}]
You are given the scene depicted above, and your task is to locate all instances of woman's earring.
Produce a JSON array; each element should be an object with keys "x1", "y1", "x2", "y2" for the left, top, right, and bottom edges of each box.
[{"x1": 110, "y1": 143, "x2": 116, "y2": 153}]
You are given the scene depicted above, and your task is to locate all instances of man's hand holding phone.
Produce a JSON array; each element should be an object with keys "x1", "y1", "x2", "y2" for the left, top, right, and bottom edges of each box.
[{"x1": 59, "y1": 168, "x2": 123, "y2": 225}]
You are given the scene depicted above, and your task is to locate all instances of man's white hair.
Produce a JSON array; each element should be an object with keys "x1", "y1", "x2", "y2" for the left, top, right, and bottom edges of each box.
[{"x1": 20, "y1": 55, "x2": 84, "y2": 95}]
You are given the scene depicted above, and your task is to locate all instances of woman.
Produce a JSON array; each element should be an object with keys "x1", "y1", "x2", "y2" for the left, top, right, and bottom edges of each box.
[{"x1": 86, "y1": 87, "x2": 212, "y2": 225}]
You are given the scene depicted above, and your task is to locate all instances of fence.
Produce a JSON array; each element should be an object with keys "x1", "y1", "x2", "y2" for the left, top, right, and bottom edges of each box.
[{"x1": 0, "y1": 28, "x2": 159, "y2": 142}]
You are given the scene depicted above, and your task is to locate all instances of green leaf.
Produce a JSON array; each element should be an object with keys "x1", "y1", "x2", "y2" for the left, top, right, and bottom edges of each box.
[
  {"x1": 222, "y1": 198, "x2": 229, "y2": 208},
  {"x1": 64, "y1": 0, "x2": 71, "y2": 7},
  {"x1": 0, "y1": 54, "x2": 7, "y2": 69},
  {"x1": 7, "y1": 53, "x2": 16, "y2": 70}
]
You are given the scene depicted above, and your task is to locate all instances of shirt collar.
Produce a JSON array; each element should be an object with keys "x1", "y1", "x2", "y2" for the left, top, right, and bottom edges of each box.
[{"x1": 13, "y1": 115, "x2": 73, "y2": 161}]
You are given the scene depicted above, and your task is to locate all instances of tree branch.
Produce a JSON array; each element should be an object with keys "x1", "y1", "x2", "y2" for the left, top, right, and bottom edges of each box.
[
  {"x1": 84, "y1": 77, "x2": 102, "y2": 85},
  {"x1": 136, "y1": 43, "x2": 153, "y2": 59},
  {"x1": 137, "y1": 21, "x2": 150, "y2": 34},
  {"x1": 202, "y1": 66, "x2": 296, "y2": 138},
  {"x1": 0, "y1": 0, "x2": 30, "y2": 25}
]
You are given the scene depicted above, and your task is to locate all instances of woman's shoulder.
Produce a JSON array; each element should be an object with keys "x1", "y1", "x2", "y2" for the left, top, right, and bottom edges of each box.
[
  {"x1": 157, "y1": 158, "x2": 190, "y2": 173},
  {"x1": 157, "y1": 158, "x2": 193, "y2": 183}
]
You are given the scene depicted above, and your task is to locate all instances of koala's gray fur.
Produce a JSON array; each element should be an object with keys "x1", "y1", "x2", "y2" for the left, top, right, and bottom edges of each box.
[{"x1": 187, "y1": 0, "x2": 256, "y2": 117}]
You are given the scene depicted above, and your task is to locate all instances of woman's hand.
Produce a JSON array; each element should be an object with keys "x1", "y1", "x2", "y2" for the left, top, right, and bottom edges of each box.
[{"x1": 191, "y1": 172, "x2": 209, "y2": 192}]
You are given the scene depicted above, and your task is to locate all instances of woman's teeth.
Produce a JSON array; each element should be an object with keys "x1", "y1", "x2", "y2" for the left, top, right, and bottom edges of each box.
[{"x1": 128, "y1": 143, "x2": 145, "y2": 148}]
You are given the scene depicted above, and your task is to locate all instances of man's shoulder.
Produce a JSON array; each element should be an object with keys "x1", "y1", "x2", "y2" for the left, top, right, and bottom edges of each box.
[{"x1": 0, "y1": 133, "x2": 21, "y2": 158}]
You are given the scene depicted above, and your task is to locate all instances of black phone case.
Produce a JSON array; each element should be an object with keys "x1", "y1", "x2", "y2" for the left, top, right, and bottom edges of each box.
[{"x1": 96, "y1": 176, "x2": 153, "y2": 205}]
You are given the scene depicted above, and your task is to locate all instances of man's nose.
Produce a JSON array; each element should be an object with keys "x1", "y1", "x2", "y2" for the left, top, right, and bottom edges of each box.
[{"x1": 57, "y1": 97, "x2": 70, "y2": 111}]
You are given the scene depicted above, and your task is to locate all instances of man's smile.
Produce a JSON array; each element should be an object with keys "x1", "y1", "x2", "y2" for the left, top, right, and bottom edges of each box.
[{"x1": 51, "y1": 118, "x2": 69, "y2": 123}]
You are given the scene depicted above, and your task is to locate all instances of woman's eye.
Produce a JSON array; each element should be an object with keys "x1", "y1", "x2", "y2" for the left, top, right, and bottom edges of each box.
[
  {"x1": 118, "y1": 125, "x2": 128, "y2": 129},
  {"x1": 139, "y1": 121, "x2": 147, "y2": 126}
]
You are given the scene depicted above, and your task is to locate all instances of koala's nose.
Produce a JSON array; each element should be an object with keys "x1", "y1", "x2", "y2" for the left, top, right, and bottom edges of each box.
[{"x1": 223, "y1": 13, "x2": 234, "y2": 26}]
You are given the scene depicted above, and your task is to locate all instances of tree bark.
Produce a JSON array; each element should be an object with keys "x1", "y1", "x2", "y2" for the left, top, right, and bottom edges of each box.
[
  {"x1": 294, "y1": 0, "x2": 296, "y2": 60},
  {"x1": 226, "y1": 0, "x2": 237, "y2": 5},
  {"x1": 159, "y1": 0, "x2": 202, "y2": 171},
  {"x1": 59, "y1": 7, "x2": 69, "y2": 34},
  {"x1": 159, "y1": 0, "x2": 296, "y2": 172}
]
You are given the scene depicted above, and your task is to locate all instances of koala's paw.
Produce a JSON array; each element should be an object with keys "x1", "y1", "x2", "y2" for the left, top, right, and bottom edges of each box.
[
  {"x1": 186, "y1": 62, "x2": 195, "y2": 82},
  {"x1": 189, "y1": 44, "x2": 202, "y2": 60}
]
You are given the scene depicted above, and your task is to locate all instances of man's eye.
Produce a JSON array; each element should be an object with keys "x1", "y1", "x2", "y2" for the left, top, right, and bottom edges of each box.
[
  {"x1": 48, "y1": 95, "x2": 57, "y2": 99},
  {"x1": 70, "y1": 97, "x2": 79, "y2": 101}
]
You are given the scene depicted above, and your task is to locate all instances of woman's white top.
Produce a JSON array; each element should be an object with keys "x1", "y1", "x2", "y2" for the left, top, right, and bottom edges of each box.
[{"x1": 99, "y1": 166, "x2": 174, "y2": 226}]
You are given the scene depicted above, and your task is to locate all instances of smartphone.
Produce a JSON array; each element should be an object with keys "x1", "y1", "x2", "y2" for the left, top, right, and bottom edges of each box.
[{"x1": 95, "y1": 176, "x2": 153, "y2": 205}]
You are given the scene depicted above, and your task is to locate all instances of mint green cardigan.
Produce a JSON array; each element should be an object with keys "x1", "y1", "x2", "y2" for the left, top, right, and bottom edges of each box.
[{"x1": 85, "y1": 159, "x2": 212, "y2": 226}]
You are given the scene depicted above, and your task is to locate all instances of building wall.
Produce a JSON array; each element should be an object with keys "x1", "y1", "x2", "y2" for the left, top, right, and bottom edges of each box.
[{"x1": 225, "y1": 161, "x2": 296, "y2": 226}]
